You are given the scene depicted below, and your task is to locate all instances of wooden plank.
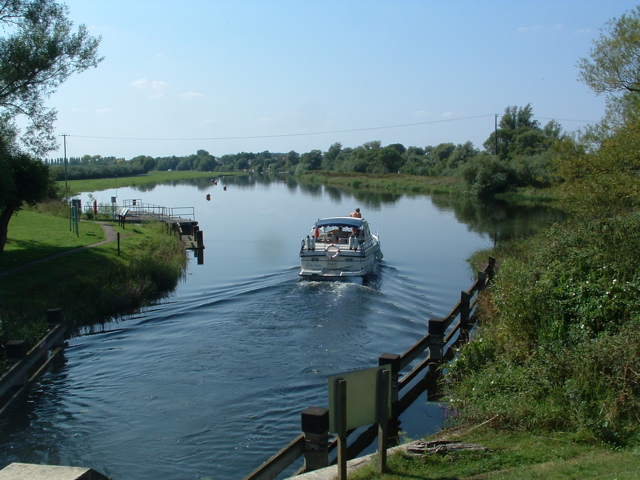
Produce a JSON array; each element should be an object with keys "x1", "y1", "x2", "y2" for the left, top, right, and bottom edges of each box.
[{"x1": 243, "y1": 434, "x2": 305, "y2": 480}]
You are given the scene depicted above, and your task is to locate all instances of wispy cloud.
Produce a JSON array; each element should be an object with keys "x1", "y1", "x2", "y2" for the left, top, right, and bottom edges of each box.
[
  {"x1": 180, "y1": 92, "x2": 205, "y2": 100},
  {"x1": 518, "y1": 23, "x2": 564, "y2": 34},
  {"x1": 96, "y1": 108, "x2": 112, "y2": 115},
  {"x1": 517, "y1": 24, "x2": 545, "y2": 33},
  {"x1": 131, "y1": 78, "x2": 170, "y2": 92}
]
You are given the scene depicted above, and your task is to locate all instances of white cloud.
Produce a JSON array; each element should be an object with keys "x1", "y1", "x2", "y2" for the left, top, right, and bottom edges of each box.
[
  {"x1": 517, "y1": 24, "x2": 545, "y2": 33},
  {"x1": 131, "y1": 79, "x2": 170, "y2": 91},
  {"x1": 180, "y1": 91, "x2": 205, "y2": 100},
  {"x1": 442, "y1": 111, "x2": 454, "y2": 118},
  {"x1": 96, "y1": 108, "x2": 112, "y2": 115}
]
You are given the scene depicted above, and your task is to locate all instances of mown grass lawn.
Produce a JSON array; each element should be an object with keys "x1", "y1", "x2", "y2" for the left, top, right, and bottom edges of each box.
[
  {"x1": 351, "y1": 428, "x2": 640, "y2": 479},
  {"x1": 0, "y1": 210, "x2": 105, "y2": 272}
]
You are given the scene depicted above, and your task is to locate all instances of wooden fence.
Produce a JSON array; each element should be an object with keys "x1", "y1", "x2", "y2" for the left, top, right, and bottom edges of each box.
[
  {"x1": 244, "y1": 257, "x2": 495, "y2": 480},
  {"x1": 0, "y1": 309, "x2": 67, "y2": 417}
]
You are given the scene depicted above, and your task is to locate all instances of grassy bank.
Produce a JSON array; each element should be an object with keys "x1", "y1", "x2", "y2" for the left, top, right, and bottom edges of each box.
[
  {"x1": 298, "y1": 171, "x2": 458, "y2": 195},
  {"x1": 58, "y1": 170, "x2": 246, "y2": 196},
  {"x1": 351, "y1": 427, "x2": 640, "y2": 479},
  {"x1": 0, "y1": 209, "x2": 105, "y2": 271},
  {"x1": 0, "y1": 206, "x2": 187, "y2": 366}
]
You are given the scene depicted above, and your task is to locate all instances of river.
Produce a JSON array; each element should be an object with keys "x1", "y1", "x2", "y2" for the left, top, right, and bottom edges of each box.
[{"x1": 0, "y1": 175, "x2": 564, "y2": 479}]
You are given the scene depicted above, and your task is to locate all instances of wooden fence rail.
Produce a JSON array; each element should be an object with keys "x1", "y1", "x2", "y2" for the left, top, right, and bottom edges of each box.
[
  {"x1": 0, "y1": 308, "x2": 67, "y2": 417},
  {"x1": 243, "y1": 257, "x2": 495, "y2": 480}
]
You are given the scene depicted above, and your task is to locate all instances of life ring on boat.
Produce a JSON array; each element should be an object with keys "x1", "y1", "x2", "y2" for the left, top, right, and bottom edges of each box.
[{"x1": 324, "y1": 243, "x2": 340, "y2": 259}]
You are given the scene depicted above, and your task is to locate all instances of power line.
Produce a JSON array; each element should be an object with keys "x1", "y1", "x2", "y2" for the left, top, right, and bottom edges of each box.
[
  {"x1": 65, "y1": 114, "x2": 497, "y2": 142},
  {"x1": 61, "y1": 113, "x2": 597, "y2": 143}
]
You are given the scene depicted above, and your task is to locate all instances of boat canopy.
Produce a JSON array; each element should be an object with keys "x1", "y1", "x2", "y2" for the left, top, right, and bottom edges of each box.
[{"x1": 314, "y1": 217, "x2": 365, "y2": 229}]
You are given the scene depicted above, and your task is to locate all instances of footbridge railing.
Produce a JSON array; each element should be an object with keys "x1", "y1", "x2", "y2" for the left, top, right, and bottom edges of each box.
[{"x1": 244, "y1": 257, "x2": 496, "y2": 480}]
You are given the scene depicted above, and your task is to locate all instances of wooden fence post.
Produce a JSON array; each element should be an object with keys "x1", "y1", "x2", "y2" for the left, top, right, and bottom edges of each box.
[
  {"x1": 46, "y1": 308, "x2": 65, "y2": 348},
  {"x1": 478, "y1": 271, "x2": 487, "y2": 290},
  {"x1": 46, "y1": 308, "x2": 63, "y2": 326},
  {"x1": 428, "y1": 317, "x2": 446, "y2": 362},
  {"x1": 300, "y1": 407, "x2": 329, "y2": 473},
  {"x1": 4, "y1": 341, "x2": 27, "y2": 362},
  {"x1": 487, "y1": 256, "x2": 496, "y2": 281},
  {"x1": 460, "y1": 291, "x2": 471, "y2": 331},
  {"x1": 427, "y1": 317, "x2": 446, "y2": 401},
  {"x1": 379, "y1": 353, "x2": 401, "y2": 446}
]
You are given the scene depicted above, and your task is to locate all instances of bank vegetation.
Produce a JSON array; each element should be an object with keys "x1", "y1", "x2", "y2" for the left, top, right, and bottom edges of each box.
[{"x1": 0, "y1": 202, "x2": 187, "y2": 372}]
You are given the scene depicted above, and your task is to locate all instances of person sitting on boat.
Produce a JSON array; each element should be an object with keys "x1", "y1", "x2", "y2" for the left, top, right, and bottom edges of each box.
[
  {"x1": 350, "y1": 208, "x2": 362, "y2": 236},
  {"x1": 328, "y1": 227, "x2": 345, "y2": 242}
]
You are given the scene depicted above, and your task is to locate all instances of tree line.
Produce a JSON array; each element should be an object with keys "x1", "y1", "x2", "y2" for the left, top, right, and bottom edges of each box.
[
  {"x1": 46, "y1": 103, "x2": 565, "y2": 198},
  {"x1": 2, "y1": 1, "x2": 640, "y2": 253}
]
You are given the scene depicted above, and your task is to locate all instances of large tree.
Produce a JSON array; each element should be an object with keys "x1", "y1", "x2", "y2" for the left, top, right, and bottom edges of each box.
[
  {"x1": 578, "y1": 5, "x2": 640, "y2": 96},
  {"x1": 578, "y1": 7, "x2": 640, "y2": 143},
  {"x1": 0, "y1": 147, "x2": 54, "y2": 251},
  {"x1": 0, "y1": 0, "x2": 102, "y2": 252},
  {"x1": 554, "y1": 6, "x2": 640, "y2": 216}
]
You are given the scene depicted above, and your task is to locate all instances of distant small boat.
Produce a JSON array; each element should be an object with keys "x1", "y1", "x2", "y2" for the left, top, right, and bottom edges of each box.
[{"x1": 299, "y1": 217, "x2": 382, "y2": 279}]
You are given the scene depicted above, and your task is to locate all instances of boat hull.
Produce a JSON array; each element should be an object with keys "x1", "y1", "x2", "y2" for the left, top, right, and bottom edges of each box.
[{"x1": 299, "y1": 236, "x2": 382, "y2": 280}]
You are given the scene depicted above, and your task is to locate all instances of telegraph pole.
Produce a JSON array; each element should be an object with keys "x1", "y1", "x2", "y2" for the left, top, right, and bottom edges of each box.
[
  {"x1": 61, "y1": 133, "x2": 69, "y2": 192},
  {"x1": 494, "y1": 115, "x2": 498, "y2": 156}
]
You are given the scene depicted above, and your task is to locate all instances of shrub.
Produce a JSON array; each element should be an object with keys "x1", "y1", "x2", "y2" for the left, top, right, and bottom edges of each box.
[
  {"x1": 446, "y1": 213, "x2": 640, "y2": 445},
  {"x1": 461, "y1": 156, "x2": 516, "y2": 197}
]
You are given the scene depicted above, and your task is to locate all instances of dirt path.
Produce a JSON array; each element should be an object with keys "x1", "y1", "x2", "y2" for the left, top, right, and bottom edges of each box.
[{"x1": 0, "y1": 222, "x2": 120, "y2": 279}]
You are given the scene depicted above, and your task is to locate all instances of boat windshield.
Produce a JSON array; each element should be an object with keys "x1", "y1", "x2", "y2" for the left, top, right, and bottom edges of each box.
[{"x1": 314, "y1": 217, "x2": 363, "y2": 230}]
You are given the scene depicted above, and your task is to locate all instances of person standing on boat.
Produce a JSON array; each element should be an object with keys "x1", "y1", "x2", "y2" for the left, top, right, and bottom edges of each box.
[{"x1": 349, "y1": 208, "x2": 362, "y2": 242}]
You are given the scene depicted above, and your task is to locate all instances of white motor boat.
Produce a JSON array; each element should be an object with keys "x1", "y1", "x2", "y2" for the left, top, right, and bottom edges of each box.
[{"x1": 299, "y1": 217, "x2": 383, "y2": 279}]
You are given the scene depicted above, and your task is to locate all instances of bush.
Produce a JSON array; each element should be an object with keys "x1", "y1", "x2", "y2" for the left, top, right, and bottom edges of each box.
[
  {"x1": 461, "y1": 156, "x2": 516, "y2": 197},
  {"x1": 446, "y1": 213, "x2": 640, "y2": 445}
]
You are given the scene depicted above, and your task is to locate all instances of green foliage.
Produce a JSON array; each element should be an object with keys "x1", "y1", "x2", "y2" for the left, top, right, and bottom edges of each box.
[
  {"x1": 0, "y1": 151, "x2": 56, "y2": 252},
  {"x1": 483, "y1": 105, "x2": 564, "y2": 162},
  {"x1": 0, "y1": 0, "x2": 102, "y2": 156},
  {"x1": 553, "y1": 119, "x2": 640, "y2": 216},
  {"x1": 460, "y1": 155, "x2": 516, "y2": 197},
  {"x1": 578, "y1": 5, "x2": 640, "y2": 95},
  {"x1": 447, "y1": 214, "x2": 640, "y2": 445}
]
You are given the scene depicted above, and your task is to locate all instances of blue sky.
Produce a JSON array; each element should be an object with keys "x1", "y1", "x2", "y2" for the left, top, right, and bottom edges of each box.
[{"x1": 47, "y1": 0, "x2": 638, "y2": 160}]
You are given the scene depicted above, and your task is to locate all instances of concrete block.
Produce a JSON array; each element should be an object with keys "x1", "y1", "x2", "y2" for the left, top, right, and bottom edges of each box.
[{"x1": 0, "y1": 463, "x2": 110, "y2": 480}]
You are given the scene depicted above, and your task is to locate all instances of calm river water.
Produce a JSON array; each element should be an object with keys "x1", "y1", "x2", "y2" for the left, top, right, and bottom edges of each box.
[{"x1": 0, "y1": 176, "x2": 564, "y2": 479}]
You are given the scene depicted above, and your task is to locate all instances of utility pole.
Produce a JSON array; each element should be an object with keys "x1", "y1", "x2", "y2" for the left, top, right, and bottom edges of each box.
[
  {"x1": 61, "y1": 133, "x2": 69, "y2": 192},
  {"x1": 494, "y1": 115, "x2": 498, "y2": 157}
]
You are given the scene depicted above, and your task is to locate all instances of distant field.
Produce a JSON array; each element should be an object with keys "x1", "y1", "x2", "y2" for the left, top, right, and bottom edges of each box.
[{"x1": 58, "y1": 170, "x2": 245, "y2": 195}]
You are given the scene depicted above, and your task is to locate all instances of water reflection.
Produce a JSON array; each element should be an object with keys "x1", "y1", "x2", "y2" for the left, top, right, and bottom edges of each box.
[
  {"x1": 430, "y1": 195, "x2": 567, "y2": 243},
  {"x1": 126, "y1": 174, "x2": 566, "y2": 244},
  {"x1": 6, "y1": 176, "x2": 570, "y2": 480}
]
